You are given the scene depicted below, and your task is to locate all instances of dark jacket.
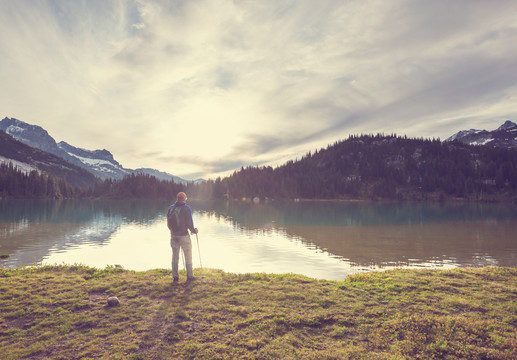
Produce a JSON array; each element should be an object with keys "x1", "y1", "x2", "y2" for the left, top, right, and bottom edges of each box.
[{"x1": 167, "y1": 201, "x2": 196, "y2": 236}]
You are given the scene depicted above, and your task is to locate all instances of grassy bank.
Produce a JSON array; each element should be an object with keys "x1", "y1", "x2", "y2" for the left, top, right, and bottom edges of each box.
[{"x1": 0, "y1": 266, "x2": 516, "y2": 359}]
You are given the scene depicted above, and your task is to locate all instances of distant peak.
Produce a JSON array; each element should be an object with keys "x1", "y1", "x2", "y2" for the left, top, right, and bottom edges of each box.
[
  {"x1": 445, "y1": 128, "x2": 481, "y2": 142},
  {"x1": 496, "y1": 120, "x2": 517, "y2": 131}
]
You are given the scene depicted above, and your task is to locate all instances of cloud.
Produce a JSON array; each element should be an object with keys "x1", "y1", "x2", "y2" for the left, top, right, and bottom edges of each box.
[
  {"x1": 156, "y1": 153, "x2": 257, "y2": 179},
  {"x1": 1, "y1": 0, "x2": 517, "y2": 179}
]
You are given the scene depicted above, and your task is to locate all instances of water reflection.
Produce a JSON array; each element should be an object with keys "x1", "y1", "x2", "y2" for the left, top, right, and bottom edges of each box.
[
  {"x1": 283, "y1": 221, "x2": 516, "y2": 268},
  {"x1": 0, "y1": 199, "x2": 169, "y2": 268},
  {"x1": 192, "y1": 200, "x2": 517, "y2": 228},
  {"x1": 193, "y1": 200, "x2": 517, "y2": 275},
  {"x1": 0, "y1": 199, "x2": 516, "y2": 280}
]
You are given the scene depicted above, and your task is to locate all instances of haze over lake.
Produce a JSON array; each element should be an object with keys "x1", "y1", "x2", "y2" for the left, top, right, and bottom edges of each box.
[{"x1": 1, "y1": 199, "x2": 516, "y2": 280}]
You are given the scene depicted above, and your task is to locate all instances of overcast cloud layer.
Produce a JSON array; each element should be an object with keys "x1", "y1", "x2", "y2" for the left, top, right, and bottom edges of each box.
[{"x1": 1, "y1": 0, "x2": 517, "y2": 179}]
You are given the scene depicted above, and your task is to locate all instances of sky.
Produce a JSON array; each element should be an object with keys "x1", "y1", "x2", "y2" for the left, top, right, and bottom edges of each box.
[{"x1": 1, "y1": 0, "x2": 517, "y2": 180}]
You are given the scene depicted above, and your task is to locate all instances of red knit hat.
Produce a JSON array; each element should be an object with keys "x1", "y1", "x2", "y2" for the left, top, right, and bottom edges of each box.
[{"x1": 177, "y1": 192, "x2": 187, "y2": 202}]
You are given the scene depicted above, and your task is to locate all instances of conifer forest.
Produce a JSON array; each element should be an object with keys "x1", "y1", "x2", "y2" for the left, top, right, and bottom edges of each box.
[{"x1": 2, "y1": 135, "x2": 517, "y2": 202}]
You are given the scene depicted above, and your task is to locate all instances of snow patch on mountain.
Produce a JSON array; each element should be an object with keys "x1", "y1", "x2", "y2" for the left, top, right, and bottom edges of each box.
[
  {"x1": 57, "y1": 141, "x2": 130, "y2": 179},
  {"x1": 472, "y1": 138, "x2": 493, "y2": 146},
  {"x1": 65, "y1": 152, "x2": 130, "y2": 177},
  {"x1": 5, "y1": 125, "x2": 26, "y2": 136},
  {"x1": 0, "y1": 155, "x2": 39, "y2": 174}
]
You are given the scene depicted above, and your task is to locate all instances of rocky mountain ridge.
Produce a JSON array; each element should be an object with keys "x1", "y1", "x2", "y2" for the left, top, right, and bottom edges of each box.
[
  {"x1": 0, "y1": 117, "x2": 189, "y2": 183},
  {"x1": 445, "y1": 120, "x2": 517, "y2": 147}
]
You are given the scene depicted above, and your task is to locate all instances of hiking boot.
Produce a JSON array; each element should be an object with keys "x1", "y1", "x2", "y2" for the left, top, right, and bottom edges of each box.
[{"x1": 186, "y1": 276, "x2": 198, "y2": 282}]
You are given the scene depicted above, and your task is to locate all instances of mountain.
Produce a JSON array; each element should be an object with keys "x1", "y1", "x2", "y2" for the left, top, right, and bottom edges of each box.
[
  {"x1": 0, "y1": 131, "x2": 97, "y2": 187},
  {"x1": 445, "y1": 120, "x2": 517, "y2": 147},
  {"x1": 0, "y1": 117, "x2": 191, "y2": 183},
  {"x1": 0, "y1": 117, "x2": 131, "y2": 180}
]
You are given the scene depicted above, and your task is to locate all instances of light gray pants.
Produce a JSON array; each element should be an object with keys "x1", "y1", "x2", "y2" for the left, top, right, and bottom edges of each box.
[{"x1": 171, "y1": 234, "x2": 193, "y2": 279}]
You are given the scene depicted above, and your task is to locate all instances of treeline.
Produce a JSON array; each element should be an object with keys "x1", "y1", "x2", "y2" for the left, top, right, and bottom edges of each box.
[
  {"x1": 0, "y1": 163, "x2": 78, "y2": 199},
  {"x1": 0, "y1": 164, "x2": 188, "y2": 200},
  {"x1": 88, "y1": 173, "x2": 186, "y2": 199},
  {"x1": 2, "y1": 134, "x2": 517, "y2": 201}
]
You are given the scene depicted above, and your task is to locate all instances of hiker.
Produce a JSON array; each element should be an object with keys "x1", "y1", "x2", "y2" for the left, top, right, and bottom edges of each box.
[{"x1": 167, "y1": 191, "x2": 199, "y2": 282}]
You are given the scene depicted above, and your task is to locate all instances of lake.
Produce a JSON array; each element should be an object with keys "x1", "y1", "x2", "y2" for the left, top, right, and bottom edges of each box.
[{"x1": 1, "y1": 199, "x2": 516, "y2": 280}]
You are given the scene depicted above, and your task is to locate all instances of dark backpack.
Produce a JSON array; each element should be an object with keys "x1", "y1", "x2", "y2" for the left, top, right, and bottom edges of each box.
[{"x1": 167, "y1": 206, "x2": 183, "y2": 231}]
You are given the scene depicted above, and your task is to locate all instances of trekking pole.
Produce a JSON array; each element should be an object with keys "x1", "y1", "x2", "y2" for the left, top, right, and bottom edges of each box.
[
  {"x1": 196, "y1": 233, "x2": 203, "y2": 273},
  {"x1": 181, "y1": 248, "x2": 186, "y2": 274}
]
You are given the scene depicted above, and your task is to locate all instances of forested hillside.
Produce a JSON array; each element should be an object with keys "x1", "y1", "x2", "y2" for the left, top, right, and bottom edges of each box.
[{"x1": 207, "y1": 134, "x2": 517, "y2": 201}]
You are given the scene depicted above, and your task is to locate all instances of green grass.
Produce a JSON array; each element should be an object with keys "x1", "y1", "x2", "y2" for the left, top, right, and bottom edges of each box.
[{"x1": 0, "y1": 266, "x2": 516, "y2": 359}]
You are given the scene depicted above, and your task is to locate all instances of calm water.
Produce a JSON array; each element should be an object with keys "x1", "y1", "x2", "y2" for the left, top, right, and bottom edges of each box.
[{"x1": 1, "y1": 199, "x2": 516, "y2": 280}]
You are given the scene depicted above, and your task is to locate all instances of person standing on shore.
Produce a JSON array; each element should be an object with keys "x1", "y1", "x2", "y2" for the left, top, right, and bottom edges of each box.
[{"x1": 167, "y1": 192, "x2": 198, "y2": 282}]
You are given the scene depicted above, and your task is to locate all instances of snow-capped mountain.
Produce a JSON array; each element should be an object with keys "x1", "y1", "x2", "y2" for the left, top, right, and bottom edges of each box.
[
  {"x1": 0, "y1": 130, "x2": 97, "y2": 187},
  {"x1": 445, "y1": 120, "x2": 517, "y2": 147},
  {"x1": 0, "y1": 117, "x2": 190, "y2": 182},
  {"x1": 0, "y1": 117, "x2": 127, "y2": 180}
]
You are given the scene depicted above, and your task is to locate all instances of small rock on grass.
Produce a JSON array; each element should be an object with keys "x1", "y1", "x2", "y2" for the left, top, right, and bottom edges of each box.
[{"x1": 107, "y1": 296, "x2": 120, "y2": 307}]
